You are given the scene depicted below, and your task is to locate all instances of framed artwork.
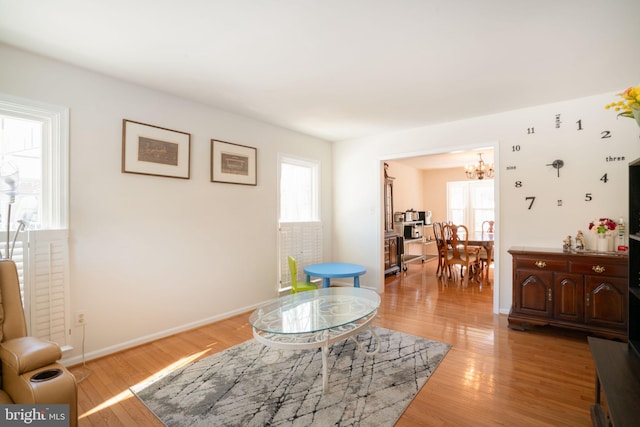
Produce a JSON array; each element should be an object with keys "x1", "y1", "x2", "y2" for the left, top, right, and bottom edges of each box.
[
  {"x1": 122, "y1": 119, "x2": 191, "y2": 179},
  {"x1": 211, "y1": 139, "x2": 257, "y2": 185}
]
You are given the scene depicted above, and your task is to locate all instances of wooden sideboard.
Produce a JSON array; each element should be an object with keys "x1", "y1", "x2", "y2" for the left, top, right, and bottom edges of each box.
[{"x1": 508, "y1": 247, "x2": 628, "y2": 340}]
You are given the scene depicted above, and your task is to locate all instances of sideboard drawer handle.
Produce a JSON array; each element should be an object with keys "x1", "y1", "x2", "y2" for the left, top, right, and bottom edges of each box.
[
  {"x1": 535, "y1": 261, "x2": 546, "y2": 268},
  {"x1": 592, "y1": 265, "x2": 605, "y2": 274}
]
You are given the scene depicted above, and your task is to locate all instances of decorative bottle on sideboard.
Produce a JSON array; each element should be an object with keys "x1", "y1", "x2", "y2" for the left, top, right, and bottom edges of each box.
[{"x1": 618, "y1": 217, "x2": 627, "y2": 252}]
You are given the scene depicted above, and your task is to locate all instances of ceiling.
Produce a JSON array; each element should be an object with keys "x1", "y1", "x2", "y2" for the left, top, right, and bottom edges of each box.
[{"x1": 0, "y1": 0, "x2": 639, "y2": 143}]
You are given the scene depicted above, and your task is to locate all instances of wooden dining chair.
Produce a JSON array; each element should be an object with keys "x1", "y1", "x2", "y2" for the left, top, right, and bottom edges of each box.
[
  {"x1": 432, "y1": 222, "x2": 450, "y2": 278},
  {"x1": 481, "y1": 220, "x2": 495, "y2": 239},
  {"x1": 442, "y1": 224, "x2": 481, "y2": 286}
]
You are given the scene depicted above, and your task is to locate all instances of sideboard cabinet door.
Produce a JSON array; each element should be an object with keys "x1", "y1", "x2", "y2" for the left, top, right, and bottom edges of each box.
[
  {"x1": 554, "y1": 273, "x2": 584, "y2": 323},
  {"x1": 514, "y1": 269, "x2": 553, "y2": 318},
  {"x1": 585, "y1": 276, "x2": 627, "y2": 331}
]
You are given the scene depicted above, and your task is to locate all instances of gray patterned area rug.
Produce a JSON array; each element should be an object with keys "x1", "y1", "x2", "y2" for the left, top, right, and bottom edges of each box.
[{"x1": 131, "y1": 326, "x2": 451, "y2": 427}]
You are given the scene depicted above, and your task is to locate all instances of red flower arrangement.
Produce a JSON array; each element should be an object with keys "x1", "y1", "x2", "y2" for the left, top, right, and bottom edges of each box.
[{"x1": 588, "y1": 218, "x2": 617, "y2": 234}]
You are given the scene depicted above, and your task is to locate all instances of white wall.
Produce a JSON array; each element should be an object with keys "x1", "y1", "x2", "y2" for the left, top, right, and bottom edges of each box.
[
  {"x1": 385, "y1": 161, "x2": 424, "y2": 213},
  {"x1": 0, "y1": 43, "x2": 333, "y2": 363},
  {"x1": 421, "y1": 166, "x2": 467, "y2": 223},
  {"x1": 334, "y1": 94, "x2": 640, "y2": 313}
]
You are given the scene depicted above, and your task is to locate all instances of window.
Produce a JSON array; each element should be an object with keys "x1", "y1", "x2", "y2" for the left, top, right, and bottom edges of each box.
[
  {"x1": 279, "y1": 156, "x2": 319, "y2": 222},
  {"x1": 447, "y1": 180, "x2": 494, "y2": 236},
  {"x1": 277, "y1": 155, "x2": 322, "y2": 291},
  {"x1": 0, "y1": 93, "x2": 70, "y2": 348},
  {"x1": 0, "y1": 93, "x2": 68, "y2": 229},
  {"x1": 1, "y1": 116, "x2": 42, "y2": 233}
]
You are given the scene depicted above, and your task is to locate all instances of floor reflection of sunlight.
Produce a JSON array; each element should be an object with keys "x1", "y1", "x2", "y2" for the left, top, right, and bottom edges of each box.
[
  {"x1": 463, "y1": 357, "x2": 495, "y2": 394},
  {"x1": 80, "y1": 389, "x2": 134, "y2": 419},
  {"x1": 463, "y1": 364, "x2": 479, "y2": 390},
  {"x1": 79, "y1": 349, "x2": 210, "y2": 419}
]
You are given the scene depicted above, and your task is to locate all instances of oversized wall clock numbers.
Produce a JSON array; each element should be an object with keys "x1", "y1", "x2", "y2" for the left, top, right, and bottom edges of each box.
[
  {"x1": 552, "y1": 114, "x2": 585, "y2": 131},
  {"x1": 508, "y1": 142, "x2": 537, "y2": 210},
  {"x1": 516, "y1": 113, "x2": 617, "y2": 211},
  {"x1": 507, "y1": 144, "x2": 532, "y2": 209},
  {"x1": 510, "y1": 107, "x2": 630, "y2": 219},
  {"x1": 525, "y1": 196, "x2": 535, "y2": 210}
]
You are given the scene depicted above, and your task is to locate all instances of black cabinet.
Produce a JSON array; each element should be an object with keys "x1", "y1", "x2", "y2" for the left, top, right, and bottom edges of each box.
[
  {"x1": 629, "y1": 158, "x2": 640, "y2": 357},
  {"x1": 384, "y1": 233, "x2": 400, "y2": 276},
  {"x1": 586, "y1": 157, "x2": 640, "y2": 426}
]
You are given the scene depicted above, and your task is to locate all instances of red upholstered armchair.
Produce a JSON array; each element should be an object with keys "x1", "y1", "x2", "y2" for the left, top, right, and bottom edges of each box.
[{"x1": 0, "y1": 259, "x2": 77, "y2": 426}]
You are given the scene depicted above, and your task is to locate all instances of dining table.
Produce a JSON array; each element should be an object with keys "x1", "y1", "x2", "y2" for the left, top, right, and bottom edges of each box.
[{"x1": 304, "y1": 262, "x2": 367, "y2": 288}]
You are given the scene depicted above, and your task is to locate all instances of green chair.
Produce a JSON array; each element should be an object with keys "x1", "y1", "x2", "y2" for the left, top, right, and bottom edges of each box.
[{"x1": 288, "y1": 256, "x2": 318, "y2": 294}]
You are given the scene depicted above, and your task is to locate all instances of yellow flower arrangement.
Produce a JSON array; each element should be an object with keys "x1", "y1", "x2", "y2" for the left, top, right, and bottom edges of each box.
[{"x1": 605, "y1": 85, "x2": 640, "y2": 120}]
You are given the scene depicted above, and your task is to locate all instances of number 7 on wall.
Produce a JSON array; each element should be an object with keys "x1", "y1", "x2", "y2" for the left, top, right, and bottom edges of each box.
[{"x1": 525, "y1": 196, "x2": 536, "y2": 210}]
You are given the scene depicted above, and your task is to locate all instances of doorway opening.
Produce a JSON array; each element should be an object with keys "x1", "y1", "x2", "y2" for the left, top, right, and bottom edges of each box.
[{"x1": 381, "y1": 146, "x2": 499, "y2": 313}]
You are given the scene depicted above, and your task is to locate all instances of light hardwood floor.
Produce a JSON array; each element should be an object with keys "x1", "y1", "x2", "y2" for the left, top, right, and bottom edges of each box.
[{"x1": 71, "y1": 261, "x2": 596, "y2": 426}]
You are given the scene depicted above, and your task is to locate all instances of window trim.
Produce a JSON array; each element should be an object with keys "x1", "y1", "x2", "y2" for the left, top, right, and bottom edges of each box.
[
  {"x1": 0, "y1": 92, "x2": 69, "y2": 229},
  {"x1": 0, "y1": 93, "x2": 70, "y2": 347}
]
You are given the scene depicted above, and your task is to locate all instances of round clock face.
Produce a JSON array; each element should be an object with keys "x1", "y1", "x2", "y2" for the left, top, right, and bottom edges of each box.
[{"x1": 508, "y1": 113, "x2": 628, "y2": 211}]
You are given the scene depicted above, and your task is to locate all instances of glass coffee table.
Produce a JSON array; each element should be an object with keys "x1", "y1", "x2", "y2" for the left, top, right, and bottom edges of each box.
[{"x1": 249, "y1": 287, "x2": 381, "y2": 392}]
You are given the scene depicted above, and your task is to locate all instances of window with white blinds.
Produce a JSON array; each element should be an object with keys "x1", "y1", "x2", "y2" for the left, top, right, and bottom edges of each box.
[
  {"x1": 2, "y1": 230, "x2": 70, "y2": 348},
  {"x1": 25, "y1": 229, "x2": 70, "y2": 348},
  {"x1": 278, "y1": 154, "x2": 322, "y2": 291},
  {"x1": 0, "y1": 93, "x2": 70, "y2": 349},
  {"x1": 278, "y1": 222, "x2": 323, "y2": 289}
]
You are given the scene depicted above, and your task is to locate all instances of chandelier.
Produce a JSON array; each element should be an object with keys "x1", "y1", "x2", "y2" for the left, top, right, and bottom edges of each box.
[{"x1": 465, "y1": 153, "x2": 494, "y2": 180}]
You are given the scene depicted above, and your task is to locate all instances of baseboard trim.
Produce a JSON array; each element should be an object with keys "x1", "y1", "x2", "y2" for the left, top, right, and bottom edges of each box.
[
  {"x1": 60, "y1": 301, "x2": 265, "y2": 367},
  {"x1": 61, "y1": 286, "x2": 386, "y2": 367}
]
